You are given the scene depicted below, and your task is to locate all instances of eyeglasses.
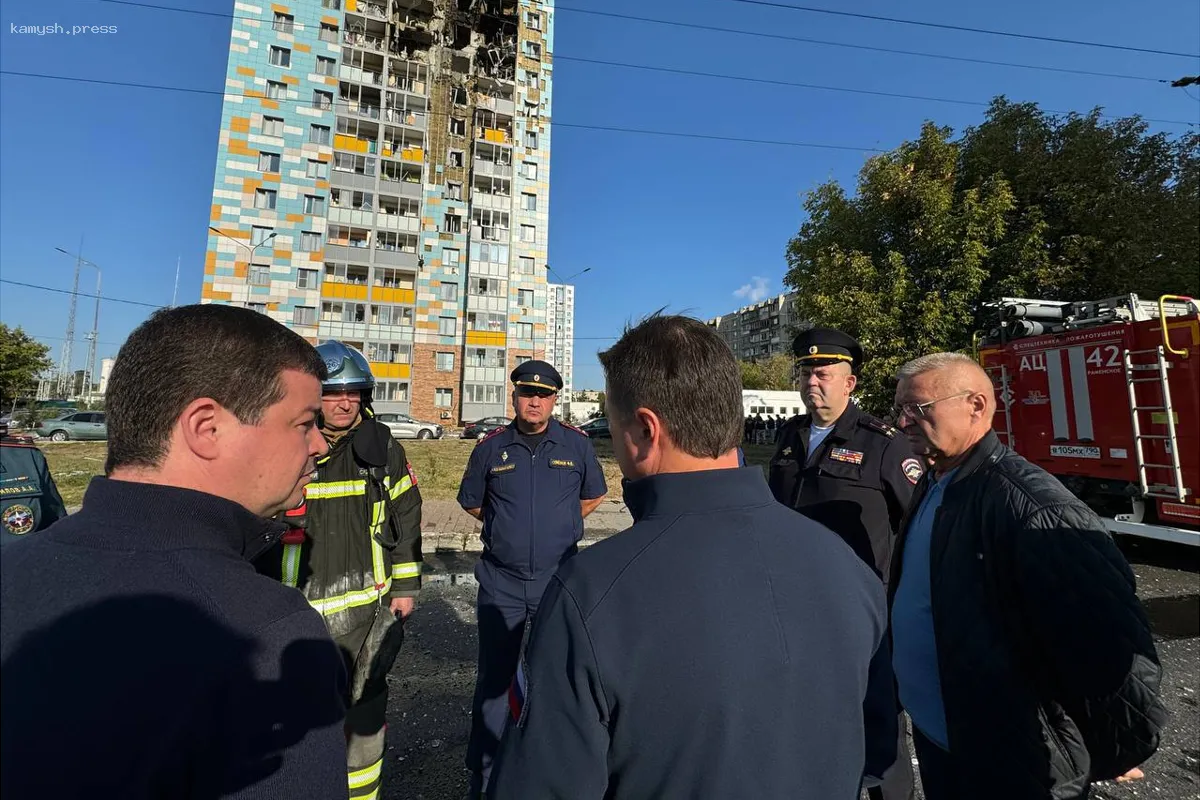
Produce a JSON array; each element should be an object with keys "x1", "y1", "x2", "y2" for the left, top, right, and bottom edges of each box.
[{"x1": 893, "y1": 391, "x2": 972, "y2": 421}]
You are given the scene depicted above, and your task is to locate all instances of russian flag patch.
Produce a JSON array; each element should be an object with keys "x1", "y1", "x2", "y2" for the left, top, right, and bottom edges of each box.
[{"x1": 507, "y1": 660, "x2": 529, "y2": 726}]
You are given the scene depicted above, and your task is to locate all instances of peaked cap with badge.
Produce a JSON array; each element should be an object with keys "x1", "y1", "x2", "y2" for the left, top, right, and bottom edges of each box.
[
  {"x1": 793, "y1": 327, "x2": 864, "y2": 374},
  {"x1": 511, "y1": 360, "x2": 563, "y2": 393}
]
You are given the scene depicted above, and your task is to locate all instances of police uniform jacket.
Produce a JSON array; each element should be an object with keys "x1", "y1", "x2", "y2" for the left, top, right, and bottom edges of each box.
[
  {"x1": 258, "y1": 415, "x2": 422, "y2": 638},
  {"x1": 1, "y1": 438, "x2": 67, "y2": 545},
  {"x1": 768, "y1": 403, "x2": 923, "y2": 586},
  {"x1": 488, "y1": 467, "x2": 897, "y2": 799},
  {"x1": 458, "y1": 418, "x2": 606, "y2": 579}
]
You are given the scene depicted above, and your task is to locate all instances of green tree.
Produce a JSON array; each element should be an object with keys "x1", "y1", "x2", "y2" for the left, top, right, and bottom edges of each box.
[
  {"x1": 740, "y1": 355, "x2": 794, "y2": 391},
  {"x1": 0, "y1": 324, "x2": 53, "y2": 407}
]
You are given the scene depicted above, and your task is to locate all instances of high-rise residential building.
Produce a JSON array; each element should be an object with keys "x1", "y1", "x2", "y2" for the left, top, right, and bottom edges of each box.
[
  {"x1": 202, "y1": 0, "x2": 556, "y2": 425},
  {"x1": 546, "y1": 281, "x2": 573, "y2": 417},
  {"x1": 706, "y1": 292, "x2": 803, "y2": 361}
]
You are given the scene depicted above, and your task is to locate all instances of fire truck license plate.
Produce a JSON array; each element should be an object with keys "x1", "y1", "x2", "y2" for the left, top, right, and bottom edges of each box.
[{"x1": 1049, "y1": 445, "x2": 1102, "y2": 459}]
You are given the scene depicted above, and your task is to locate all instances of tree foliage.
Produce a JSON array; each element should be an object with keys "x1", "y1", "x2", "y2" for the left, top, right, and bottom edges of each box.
[
  {"x1": 784, "y1": 98, "x2": 1200, "y2": 413},
  {"x1": 740, "y1": 354, "x2": 795, "y2": 391},
  {"x1": 0, "y1": 324, "x2": 53, "y2": 407}
]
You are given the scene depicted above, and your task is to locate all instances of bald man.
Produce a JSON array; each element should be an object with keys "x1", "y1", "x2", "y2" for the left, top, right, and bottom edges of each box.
[{"x1": 887, "y1": 353, "x2": 1163, "y2": 800}]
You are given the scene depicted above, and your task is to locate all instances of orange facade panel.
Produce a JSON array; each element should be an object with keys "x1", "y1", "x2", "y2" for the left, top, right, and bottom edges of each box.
[
  {"x1": 286, "y1": 213, "x2": 306, "y2": 222},
  {"x1": 294, "y1": 44, "x2": 311, "y2": 54},
  {"x1": 233, "y1": 261, "x2": 248, "y2": 279},
  {"x1": 282, "y1": 75, "x2": 300, "y2": 85},
  {"x1": 369, "y1": 363, "x2": 412, "y2": 380},
  {"x1": 271, "y1": 3, "x2": 291, "y2": 13},
  {"x1": 210, "y1": 204, "x2": 222, "y2": 221},
  {"x1": 261, "y1": 99, "x2": 279, "y2": 111},
  {"x1": 236, "y1": 66, "x2": 255, "y2": 77},
  {"x1": 372, "y1": 287, "x2": 416, "y2": 305},
  {"x1": 322, "y1": 283, "x2": 369, "y2": 301},
  {"x1": 466, "y1": 331, "x2": 507, "y2": 347},
  {"x1": 229, "y1": 117, "x2": 250, "y2": 133},
  {"x1": 321, "y1": 15, "x2": 340, "y2": 25}
]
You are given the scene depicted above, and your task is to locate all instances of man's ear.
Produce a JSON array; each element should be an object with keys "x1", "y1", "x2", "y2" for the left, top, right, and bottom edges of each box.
[
  {"x1": 177, "y1": 398, "x2": 224, "y2": 461},
  {"x1": 968, "y1": 390, "x2": 990, "y2": 420},
  {"x1": 635, "y1": 407, "x2": 665, "y2": 447},
  {"x1": 846, "y1": 373, "x2": 858, "y2": 393}
]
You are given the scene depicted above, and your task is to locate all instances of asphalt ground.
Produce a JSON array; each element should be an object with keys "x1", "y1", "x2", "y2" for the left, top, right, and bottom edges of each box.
[{"x1": 378, "y1": 540, "x2": 1199, "y2": 800}]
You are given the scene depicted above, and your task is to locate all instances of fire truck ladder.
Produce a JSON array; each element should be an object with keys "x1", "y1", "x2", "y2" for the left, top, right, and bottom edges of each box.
[
  {"x1": 1123, "y1": 344, "x2": 1188, "y2": 501},
  {"x1": 984, "y1": 363, "x2": 1014, "y2": 449}
]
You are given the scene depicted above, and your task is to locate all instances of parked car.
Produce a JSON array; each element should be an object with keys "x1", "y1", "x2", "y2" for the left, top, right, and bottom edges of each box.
[
  {"x1": 36, "y1": 412, "x2": 107, "y2": 442},
  {"x1": 578, "y1": 417, "x2": 611, "y2": 439},
  {"x1": 461, "y1": 417, "x2": 511, "y2": 439},
  {"x1": 374, "y1": 413, "x2": 443, "y2": 440}
]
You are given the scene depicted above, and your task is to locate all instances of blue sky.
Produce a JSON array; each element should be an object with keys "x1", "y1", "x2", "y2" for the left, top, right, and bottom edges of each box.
[{"x1": 1, "y1": 0, "x2": 1197, "y2": 391}]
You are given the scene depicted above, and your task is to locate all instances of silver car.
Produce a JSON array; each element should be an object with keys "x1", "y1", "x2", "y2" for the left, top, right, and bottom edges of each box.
[
  {"x1": 36, "y1": 412, "x2": 108, "y2": 442},
  {"x1": 375, "y1": 413, "x2": 443, "y2": 440}
]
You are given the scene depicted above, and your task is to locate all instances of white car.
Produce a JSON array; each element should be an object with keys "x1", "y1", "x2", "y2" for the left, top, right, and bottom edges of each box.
[{"x1": 375, "y1": 413, "x2": 443, "y2": 440}]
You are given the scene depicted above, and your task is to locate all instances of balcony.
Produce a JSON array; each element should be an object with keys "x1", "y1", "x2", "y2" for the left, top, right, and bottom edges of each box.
[
  {"x1": 325, "y1": 243, "x2": 372, "y2": 263},
  {"x1": 471, "y1": 192, "x2": 510, "y2": 212},
  {"x1": 334, "y1": 133, "x2": 377, "y2": 154},
  {"x1": 383, "y1": 106, "x2": 427, "y2": 128},
  {"x1": 475, "y1": 126, "x2": 512, "y2": 146},
  {"x1": 339, "y1": 64, "x2": 382, "y2": 87},
  {"x1": 375, "y1": 213, "x2": 420, "y2": 233},
  {"x1": 473, "y1": 158, "x2": 511, "y2": 178},
  {"x1": 342, "y1": 100, "x2": 381, "y2": 120},
  {"x1": 328, "y1": 206, "x2": 375, "y2": 227},
  {"x1": 343, "y1": 31, "x2": 385, "y2": 53},
  {"x1": 374, "y1": 247, "x2": 419, "y2": 268},
  {"x1": 475, "y1": 94, "x2": 515, "y2": 117},
  {"x1": 472, "y1": 224, "x2": 509, "y2": 243},
  {"x1": 347, "y1": 0, "x2": 387, "y2": 20}
]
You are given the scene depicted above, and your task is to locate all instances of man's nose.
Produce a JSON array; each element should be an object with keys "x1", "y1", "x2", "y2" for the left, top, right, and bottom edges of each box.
[{"x1": 310, "y1": 427, "x2": 330, "y2": 456}]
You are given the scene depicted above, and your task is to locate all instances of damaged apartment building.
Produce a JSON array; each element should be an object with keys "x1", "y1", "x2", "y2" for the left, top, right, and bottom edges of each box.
[{"x1": 203, "y1": 0, "x2": 558, "y2": 424}]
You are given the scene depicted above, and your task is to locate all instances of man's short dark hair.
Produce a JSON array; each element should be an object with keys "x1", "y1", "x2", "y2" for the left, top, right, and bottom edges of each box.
[
  {"x1": 598, "y1": 314, "x2": 743, "y2": 458},
  {"x1": 104, "y1": 304, "x2": 327, "y2": 473}
]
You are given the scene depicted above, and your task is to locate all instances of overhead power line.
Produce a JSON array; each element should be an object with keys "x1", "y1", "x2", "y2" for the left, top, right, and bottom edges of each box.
[
  {"x1": 0, "y1": 70, "x2": 888, "y2": 152},
  {"x1": 0, "y1": 279, "x2": 165, "y2": 309},
  {"x1": 96, "y1": 0, "x2": 1173, "y2": 85},
  {"x1": 733, "y1": 0, "x2": 1200, "y2": 59}
]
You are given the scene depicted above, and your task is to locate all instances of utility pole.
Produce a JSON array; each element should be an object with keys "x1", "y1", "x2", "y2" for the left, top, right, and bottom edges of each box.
[
  {"x1": 55, "y1": 245, "x2": 102, "y2": 399},
  {"x1": 172, "y1": 256, "x2": 181, "y2": 307},
  {"x1": 56, "y1": 237, "x2": 83, "y2": 399}
]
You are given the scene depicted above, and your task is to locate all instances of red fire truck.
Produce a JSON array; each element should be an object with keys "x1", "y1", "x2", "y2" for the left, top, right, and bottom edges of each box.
[{"x1": 978, "y1": 294, "x2": 1200, "y2": 547}]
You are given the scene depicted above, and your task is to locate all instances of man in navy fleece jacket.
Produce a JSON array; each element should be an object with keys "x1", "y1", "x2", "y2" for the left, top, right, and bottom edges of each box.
[{"x1": 1, "y1": 305, "x2": 349, "y2": 799}]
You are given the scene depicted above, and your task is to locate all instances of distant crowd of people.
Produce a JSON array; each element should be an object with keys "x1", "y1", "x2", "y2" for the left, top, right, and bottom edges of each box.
[{"x1": 744, "y1": 412, "x2": 789, "y2": 445}]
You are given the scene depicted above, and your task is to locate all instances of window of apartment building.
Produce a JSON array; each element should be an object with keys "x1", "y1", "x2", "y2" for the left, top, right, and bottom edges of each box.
[
  {"x1": 266, "y1": 80, "x2": 286, "y2": 100},
  {"x1": 467, "y1": 348, "x2": 505, "y2": 369},
  {"x1": 269, "y1": 46, "x2": 291, "y2": 67},
  {"x1": 448, "y1": 150, "x2": 464, "y2": 168},
  {"x1": 323, "y1": 301, "x2": 367, "y2": 323},
  {"x1": 444, "y1": 248, "x2": 461, "y2": 269},
  {"x1": 333, "y1": 152, "x2": 375, "y2": 176},
  {"x1": 436, "y1": 352, "x2": 455, "y2": 371},
  {"x1": 306, "y1": 159, "x2": 328, "y2": 179},
  {"x1": 293, "y1": 305, "x2": 317, "y2": 326},
  {"x1": 469, "y1": 278, "x2": 505, "y2": 297},
  {"x1": 435, "y1": 388, "x2": 453, "y2": 408},
  {"x1": 524, "y1": 100, "x2": 539, "y2": 118},
  {"x1": 310, "y1": 124, "x2": 331, "y2": 145},
  {"x1": 465, "y1": 383, "x2": 503, "y2": 404},
  {"x1": 443, "y1": 213, "x2": 462, "y2": 234},
  {"x1": 313, "y1": 90, "x2": 333, "y2": 110},
  {"x1": 521, "y1": 192, "x2": 537, "y2": 211},
  {"x1": 303, "y1": 195, "x2": 324, "y2": 215},
  {"x1": 319, "y1": 23, "x2": 338, "y2": 43},
  {"x1": 518, "y1": 68, "x2": 537, "y2": 87},
  {"x1": 439, "y1": 281, "x2": 458, "y2": 302},
  {"x1": 522, "y1": 41, "x2": 541, "y2": 59},
  {"x1": 446, "y1": 182, "x2": 462, "y2": 201},
  {"x1": 259, "y1": 152, "x2": 281, "y2": 172},
  {"x1": 520, "y1": 224, "x2": 535, "y2": 243},
  {"x1": 451, "y1": 87, "x2": 468, "y2": 106},
  {"x1": 474, "y1": 242, "x2": 510, "y2": 265},
  {"x1": 248, "y1": 265, "x2": 272, "y2": 286},
  {"x1": 516, "y1": 322, "x2": 534, "y2": 340},
  {"x1": 262, "y1": 116, "x2": 284, "y2": 137},
  {"x1": 520, "y1": 161, "x2": 538, "y2": 180},
  {"x1": 375, "y1": 381, "x2": 409, "y2": 402},
  {"x1": 438, "y1": 316, "x2": 457, "y2": 336},
  {"x1": 518, "y1": 256, "x2": 535, "y2": 275},
  {"x1": 321, "y1": 0, "x2": 341, "y2": 9},
  {"x1": 251, "y1": 225, "x2": 274, "y2": 246},
  {"x1": 254, "y1": 188, "x2": 277, "y2": 210},
  {"x1": 246, "y1": 302, "x2": 267, "y2": 313},
  {"x1": 372, "y1": 267, "x2": 413, "y2": 289},
  {"x1": 468, "y1": 312, "x2": 505, "y2": 331},
  {"x1": 525, "y1": 11, "x2": 542, "y2": 30},
  {"x1": 296, "y1": 268, "x2": 318, "y2": 289},
  {"x1": 524, "y1": 131, "x2": 538, "y2": 149},
  {"x1": 366, "y1": 342, "x2": 411, "y2": 363},
  {"x1": 372, "y1": 305, "x2": 414, "y2": 327},
  {"x1": 449, "y1": 117, "x2": 466, "y2": 136},
  {"x1": 316, "y1": 56, "x2": 335, "y2": 76},
  {"x1": 518, "y1": 289, "x2": 534, "y2": 307},
  {"x1": 300, "y1": 231, "x2": 322, "y2": 251},
  {"x1": 272, "y1": 12, "x2": 294, "y2": 33}
]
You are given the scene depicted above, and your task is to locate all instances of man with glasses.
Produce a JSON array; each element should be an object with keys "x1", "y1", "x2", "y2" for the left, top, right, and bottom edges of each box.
[
  {"x1": 889, "y1": 352, "x2": 1163, "y2": 800},
  {"x1": 457, "y1": 360, "x2": 608, "y2": 797},
  {"x1": 768, "y1": 327, "x2": 923, "y2": 800}
]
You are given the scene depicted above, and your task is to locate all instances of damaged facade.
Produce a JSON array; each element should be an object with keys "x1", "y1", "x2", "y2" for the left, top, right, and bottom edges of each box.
[{"x1": 203, "y1": 0, "x2": 557, "y2": 424}]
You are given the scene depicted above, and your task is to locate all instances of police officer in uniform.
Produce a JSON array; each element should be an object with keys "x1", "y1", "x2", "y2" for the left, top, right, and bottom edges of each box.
[
  {"x1": 257, "y1": 341, "x2": 423, "y2": 800},
  {"x1": 769, "y1": 328, "x2": 925, "y2": 800},
  {"x1": 457, "y1": 360, "x2": 607, "y2": 795},
  {"x1": 1, "y1": 419, "x2": 67, "y2": 545}
]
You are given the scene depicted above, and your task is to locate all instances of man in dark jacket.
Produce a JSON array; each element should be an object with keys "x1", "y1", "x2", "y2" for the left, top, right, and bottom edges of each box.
[
  {"x1": 1, "y1": 419, "x2": 68, "y2": 545},
  {"x1": 258, "y1": 340, "x2": 422, "y2": 800},
  {"x1": 0, "y1": 305, "x2": 349, "y2": 798},
  {"x1": 889, "y1": 352, "x2": 1164, "y2": 800},
  {"x1": 488, "y1": 315, "x2": 897, "y2": 799}
]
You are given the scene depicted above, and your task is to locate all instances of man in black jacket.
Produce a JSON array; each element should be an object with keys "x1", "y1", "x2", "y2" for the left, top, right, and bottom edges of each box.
[
  {"x1": 488, "y1": 315, "x2": 897, "y2": 799},
  {"x1": 1, "y1": 305, "x2": 349, "y2": 799},
  {"x1": 889, "y1": 352, "x2": 1165, "y2": 800}
]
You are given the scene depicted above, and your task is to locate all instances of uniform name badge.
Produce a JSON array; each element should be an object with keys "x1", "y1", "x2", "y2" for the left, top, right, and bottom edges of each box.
[{"x1": 829, "y1": 447, "x2": 864, "y2": 465}]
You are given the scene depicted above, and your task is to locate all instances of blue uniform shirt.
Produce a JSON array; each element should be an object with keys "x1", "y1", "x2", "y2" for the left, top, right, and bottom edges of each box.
[
  {"x1": 458, "y1": 419, "x2": 607, "y2": 578},
  {"x1": 891, "y1": 467, "x2": 957, "y2": 749}
]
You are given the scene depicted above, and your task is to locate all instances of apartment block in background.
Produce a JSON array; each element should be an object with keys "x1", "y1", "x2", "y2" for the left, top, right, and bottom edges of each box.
[
  {"x1": 202, "y1": 0, "x2": 557, "y2": 424},
  {"x1": 705, "y1": 292, "x2": 802, "y2": 361}
]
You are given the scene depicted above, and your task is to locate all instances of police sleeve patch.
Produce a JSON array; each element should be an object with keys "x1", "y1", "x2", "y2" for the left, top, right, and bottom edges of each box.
[
  {"x1": 902, "y1": 458, "x2": 924, "y2": 485},
  {"x1": 508, "y1": 658, "x2": 530, "y2": 726},
  {"x1": 406, "y1": 461, "x2": 419, "y2": 486}
]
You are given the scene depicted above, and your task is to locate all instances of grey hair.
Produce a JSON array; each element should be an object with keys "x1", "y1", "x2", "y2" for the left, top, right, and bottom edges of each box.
[{"x1": 896, "y1": 352, "x2": 981, "y2": 381}]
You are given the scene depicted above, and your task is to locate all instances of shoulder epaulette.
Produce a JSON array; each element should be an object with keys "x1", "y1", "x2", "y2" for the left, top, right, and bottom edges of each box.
[
  {"x1": 858, "y1": 416, "x2": 898, "y2": 438},
  {"x1": 559, "y1": 421, "x2": 588, "y2": 437},
  {"x1": 477, "y1": 427, "x2": 506, "y2": 446}
]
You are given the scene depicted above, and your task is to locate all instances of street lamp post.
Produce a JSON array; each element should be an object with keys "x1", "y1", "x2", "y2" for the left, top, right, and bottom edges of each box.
[
  {"x1": 208, "y1": 226, "x2": 279, "y2": 287},
  {"x1": 54, "y1": 247, "x2": 101, "y2": 398}
]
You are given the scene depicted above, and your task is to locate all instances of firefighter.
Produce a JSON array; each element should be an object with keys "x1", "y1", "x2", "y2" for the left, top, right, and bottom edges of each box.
[
  {"x1": 1, "y1": 418, "x2": 68, "y2": 545},
  {"x1": 768, "y1": 328, "x2": 925, "y2": 800},
  {"x1": 257, "y1": 340, "x2": 422, "y2": 800}
]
